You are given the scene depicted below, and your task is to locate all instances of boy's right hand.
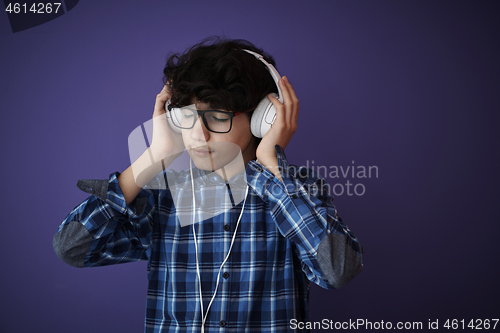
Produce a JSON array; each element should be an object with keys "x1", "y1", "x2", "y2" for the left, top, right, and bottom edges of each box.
[{"x1": 149, "y1": 84, "x2": 185, "y2": 162}]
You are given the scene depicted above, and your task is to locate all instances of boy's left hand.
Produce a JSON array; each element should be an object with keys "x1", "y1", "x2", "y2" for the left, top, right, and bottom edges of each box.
[{"x1": 256, "y1": 76, "x2": 299, "y2": 180}]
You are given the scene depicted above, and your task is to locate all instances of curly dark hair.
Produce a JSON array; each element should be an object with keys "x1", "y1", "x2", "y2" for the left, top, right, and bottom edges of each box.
[{"x1": 162, "y1": 36, "x2": 279, "y2": 117}]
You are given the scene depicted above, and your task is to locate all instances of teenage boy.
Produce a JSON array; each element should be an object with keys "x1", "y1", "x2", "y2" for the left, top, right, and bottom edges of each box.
[{"x1": 53, "y1": 37, "x2": 363, "y2": 332}]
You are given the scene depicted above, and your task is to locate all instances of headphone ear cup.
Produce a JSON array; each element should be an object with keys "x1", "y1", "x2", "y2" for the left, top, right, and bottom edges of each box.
[
  {"x1": 165, "y1": 99, "x2": 183, "y2": 134},
  {"x1": 251, "y1": 93, "x2": 278, "y2": 138}
]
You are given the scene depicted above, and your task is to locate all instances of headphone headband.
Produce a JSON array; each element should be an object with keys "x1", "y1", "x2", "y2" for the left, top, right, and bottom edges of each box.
[{"x1": 242, "y1": 49, "x2": 283, "y2": 103}]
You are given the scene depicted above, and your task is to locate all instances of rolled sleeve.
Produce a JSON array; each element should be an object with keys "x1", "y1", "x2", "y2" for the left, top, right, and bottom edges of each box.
[{"x1": 53, "y1": 172, "x2": 156, "y2": 268}]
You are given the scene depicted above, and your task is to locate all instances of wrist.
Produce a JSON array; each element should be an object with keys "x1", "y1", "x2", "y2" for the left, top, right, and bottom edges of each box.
[
  {"x1": 148, "y1": 146, "x2": 166, "y2": 162},
  {"x1": 256, "y1": 155, "x2": 282, "y2": 183},
  {"x1": 129, "y1": 149, "x2": 163, "y2": 188}
]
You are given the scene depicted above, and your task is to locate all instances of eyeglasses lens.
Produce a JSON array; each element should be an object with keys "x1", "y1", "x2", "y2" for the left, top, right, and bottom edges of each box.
[{"x1": 179, "y1": 108, "x2": 231, "y2": 133}]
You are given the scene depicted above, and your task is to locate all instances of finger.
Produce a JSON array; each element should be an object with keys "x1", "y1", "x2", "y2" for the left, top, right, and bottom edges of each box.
[
  {"x1": 279, "y1": 77, "x2": 294, "y2": 127},
  {"x1": 283, "y1": 77, "x2": 299, "y2": 126},
  {"x1": 268, "y1": 93, "x2": 286, "y2": 130},
  {"x1": 284, "y1": 77, "x2": 298, "y2": 103},
  {"x1": 293, "y1": 105, "x2": 299, "y2": 129},
  {"x1": 153, "y1": 100, "x2": 167, "y2": 118},
  {"x1": 154, "y1": 87, "x2": 171, "y2": 117},
  {"x1": 158, "y1": 84, "x2": 171, "y2": 99},
  {"x1": 279, "y1": 77, "x2": 293, "y2": 107}
]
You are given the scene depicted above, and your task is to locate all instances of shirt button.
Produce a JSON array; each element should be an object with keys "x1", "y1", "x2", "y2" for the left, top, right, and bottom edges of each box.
[
  {"x1": 256, "y1": 166, "x2": 263, "y2": 172},
  {"x1": 219, "y1": 320, "x2": 226, "y2": 327},
  {"x1": 292, "y1": 194, "x2": 297, "y2": 199},
  {"x1": 223, "y1": 272, "x2": 229, "y2": 279},
  {"x1": 223, "y1": 225, "x2": 231, "y2": 231}
]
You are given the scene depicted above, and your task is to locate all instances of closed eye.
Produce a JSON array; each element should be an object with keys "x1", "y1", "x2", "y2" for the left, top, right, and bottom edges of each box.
[{"x1": 210, "y1": 115, "x2": 229, "y2": 122}]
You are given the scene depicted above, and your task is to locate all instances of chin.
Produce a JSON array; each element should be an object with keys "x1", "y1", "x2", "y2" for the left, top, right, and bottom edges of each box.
[{"x1": 188, "y1": 151, "x2": 217, "y2": 171}]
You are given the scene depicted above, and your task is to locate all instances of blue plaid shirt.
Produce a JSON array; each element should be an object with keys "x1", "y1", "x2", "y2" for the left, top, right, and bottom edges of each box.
[{"x1": 54, "y1": 145, "x2": 363, "y2": 332}]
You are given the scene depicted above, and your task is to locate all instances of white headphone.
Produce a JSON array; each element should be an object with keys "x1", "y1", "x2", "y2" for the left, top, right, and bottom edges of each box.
[{"x1": 165, "y1": 49, "x2": 283, "y2": 138}]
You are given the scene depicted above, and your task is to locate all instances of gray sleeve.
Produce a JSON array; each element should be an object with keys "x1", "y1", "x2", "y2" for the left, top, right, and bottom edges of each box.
[
  {"x1": 52, "y1": 179, "x2": 109, "y2": 268},
  {"x1": 76, "y1": 179, "x2": 109, "y2": 201},
  {"x1": 317, "y1": 232, "x2": 363, "y2": 289},
  {"x1": 53, "y1": 221, "x2": 92, "y2": 268},
  {"x1": 53, "y1": 178, "x2": 149, "y2": 268}
]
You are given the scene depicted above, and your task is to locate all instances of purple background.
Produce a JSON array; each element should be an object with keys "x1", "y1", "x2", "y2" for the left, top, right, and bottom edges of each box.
[{"x1": 1, "y1": 1, "x2": 499, "y2": 332}]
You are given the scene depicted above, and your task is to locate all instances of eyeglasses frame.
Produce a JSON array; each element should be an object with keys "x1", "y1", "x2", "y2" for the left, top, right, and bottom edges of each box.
[{"x1": 167, "y1": 104, "x2": 253, "y2": 134}]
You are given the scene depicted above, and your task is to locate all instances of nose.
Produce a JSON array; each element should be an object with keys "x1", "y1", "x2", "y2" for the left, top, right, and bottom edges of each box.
[{"x1": 189, "y1": 115, "x2": 210, "y2": 143}]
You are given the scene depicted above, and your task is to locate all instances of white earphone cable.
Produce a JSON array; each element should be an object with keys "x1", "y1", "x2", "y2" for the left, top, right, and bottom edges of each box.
[
  {"x1": 190, "y1": 158, "x2": 249, "y2": 332},
  {"x1": 190, "y1": 159, "x2": 205, "y2": 331}
]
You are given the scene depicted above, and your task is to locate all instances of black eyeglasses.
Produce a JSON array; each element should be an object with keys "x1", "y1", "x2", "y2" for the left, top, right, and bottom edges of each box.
[{"x1": 168, "y1": 104, "x2": 251, "y2": 134}]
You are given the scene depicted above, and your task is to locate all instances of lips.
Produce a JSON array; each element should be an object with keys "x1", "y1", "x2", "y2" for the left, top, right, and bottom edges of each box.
[{"x1": 191, "y1": 146, "x2": 213, "y2": 156}]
